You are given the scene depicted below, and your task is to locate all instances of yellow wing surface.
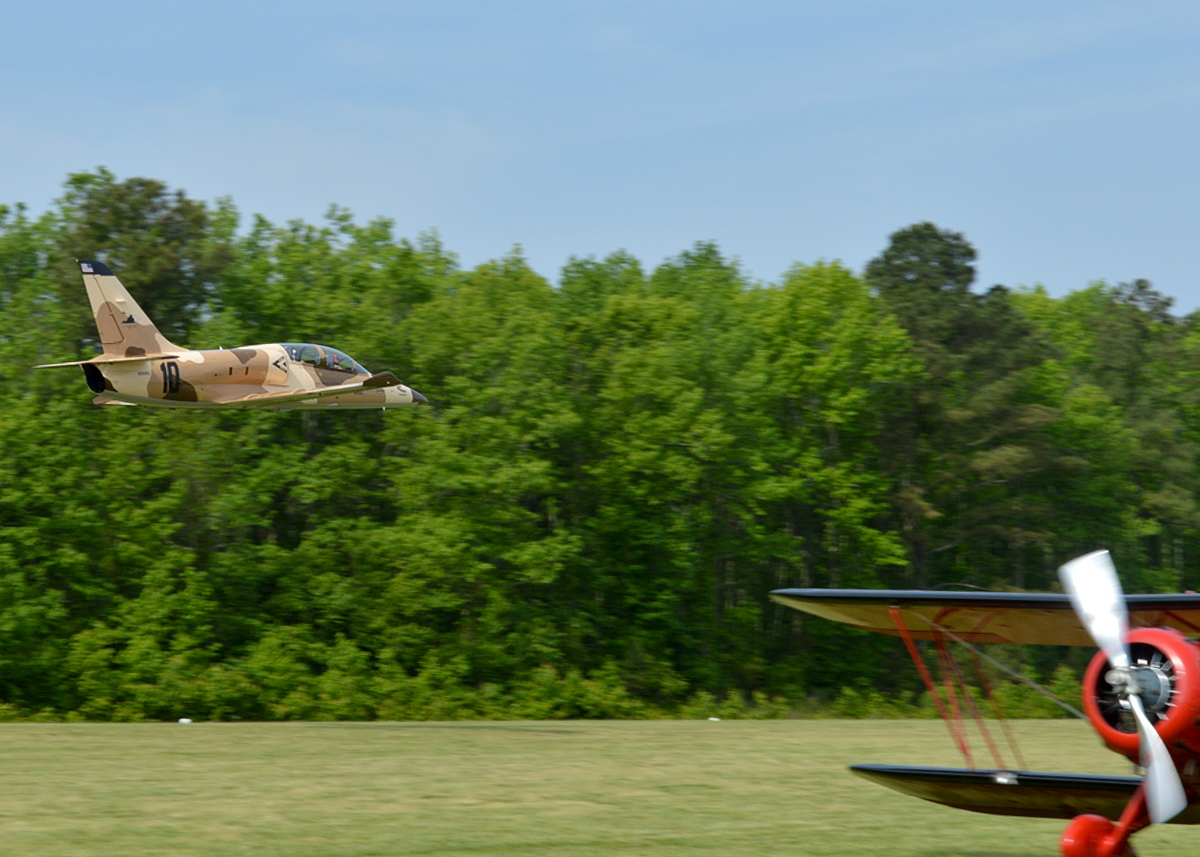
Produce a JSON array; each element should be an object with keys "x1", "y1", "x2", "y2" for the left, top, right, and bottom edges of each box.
[{"x1": 769, "y1": 589, "x2": 1200, "y2": 645}]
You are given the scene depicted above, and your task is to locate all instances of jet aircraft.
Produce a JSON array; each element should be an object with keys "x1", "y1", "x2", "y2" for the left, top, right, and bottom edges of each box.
[{"x1": 36, "y1": 260, "x2": 427, "y2": 410}]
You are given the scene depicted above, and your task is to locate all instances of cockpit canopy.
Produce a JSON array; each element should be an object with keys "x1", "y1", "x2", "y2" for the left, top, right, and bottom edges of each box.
[{"x1": 281, "y1": 343, "x2": 369, "y2": 376}]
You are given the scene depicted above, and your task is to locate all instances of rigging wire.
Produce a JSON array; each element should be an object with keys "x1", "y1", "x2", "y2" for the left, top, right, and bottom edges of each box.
[{"x1": 915, "y1": 611, "x2": 1087, "y2": 721}]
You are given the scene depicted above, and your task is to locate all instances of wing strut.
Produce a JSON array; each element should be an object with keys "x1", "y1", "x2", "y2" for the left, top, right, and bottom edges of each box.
[
  {"x1": 890, "y1": 606, "x2": 974, "y2": 766},
  {"x1": 968, "y1": 648, "x2": 1028, "y2": 771},
  {"x1": 935, "y1": 637, "x2": 1010, "y2": 770},
  {"x1": 888, "y1": 605, "x2": 1026, "y2": 772}
]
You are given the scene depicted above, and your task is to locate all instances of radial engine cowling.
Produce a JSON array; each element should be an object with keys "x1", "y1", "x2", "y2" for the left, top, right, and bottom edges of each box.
[{"x1": 1082, "y1": 627, "x2": 1200, "y2": 762}]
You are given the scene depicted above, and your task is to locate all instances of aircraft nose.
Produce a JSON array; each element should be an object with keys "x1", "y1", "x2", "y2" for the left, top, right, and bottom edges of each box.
[{"x1": 410, "y1": 389, "x2": 428, "y2": 405}]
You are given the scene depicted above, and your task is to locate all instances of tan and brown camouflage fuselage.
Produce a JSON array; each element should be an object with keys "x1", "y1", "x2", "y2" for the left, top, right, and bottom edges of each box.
[{"x1": 36, "y1": 261, "x2": 427, "y2": 410}]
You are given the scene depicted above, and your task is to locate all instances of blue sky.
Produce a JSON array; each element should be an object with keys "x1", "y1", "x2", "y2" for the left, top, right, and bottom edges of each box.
[{"x1": 5, "y1": 1, "x2": 1200, "y2": 310}]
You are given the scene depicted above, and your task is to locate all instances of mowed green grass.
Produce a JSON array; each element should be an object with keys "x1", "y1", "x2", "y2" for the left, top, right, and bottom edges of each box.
[{"x1": 1, "y1": 719, "x2": 1195, "y2": 856}]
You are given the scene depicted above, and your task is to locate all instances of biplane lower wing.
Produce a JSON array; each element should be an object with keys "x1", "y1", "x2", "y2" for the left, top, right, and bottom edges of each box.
[
  {"x1": 851, "y1": 764, "x2": 1200, "y2": 824},
  {"x1": 769, "y1": 589, "x2": 1200, "y2": 645}
]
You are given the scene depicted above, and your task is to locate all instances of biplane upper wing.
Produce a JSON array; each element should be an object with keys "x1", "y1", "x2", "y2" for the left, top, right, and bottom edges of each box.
[
  {"x1": 851, "y1": 765, "x2": 1200, "y2": 824},
  {"x1": 769, "y1": 589, "x2": 1200, "y2": 645}
]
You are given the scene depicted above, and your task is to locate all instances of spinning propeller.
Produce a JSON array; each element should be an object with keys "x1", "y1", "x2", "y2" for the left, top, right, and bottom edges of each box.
[{"x1": 1059, "y1": 550, "x2": 1188, "y2": 824}]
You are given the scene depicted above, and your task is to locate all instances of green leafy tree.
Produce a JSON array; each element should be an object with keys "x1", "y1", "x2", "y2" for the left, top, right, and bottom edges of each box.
[
  {"x1": 866, "y1": 223, "x2": 1064, "y2": 588},
  {"x1": 746, "y1": 262, "x2": 918, "y2": 693},
  {"x1": 54, "y1": 168, "x2": 230, "y2": 348}
]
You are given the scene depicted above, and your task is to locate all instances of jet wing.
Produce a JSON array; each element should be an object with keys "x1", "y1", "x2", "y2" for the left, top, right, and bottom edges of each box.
[
  {"x1": 212, "y1": 371, "x2": 407, "y2": 408},
  {"x1": 769, "y1": 589, "x2": 1200, "y2": 645},
  {"x1": 851, "y1": 764, "x2": 1200, "y2": 823}
]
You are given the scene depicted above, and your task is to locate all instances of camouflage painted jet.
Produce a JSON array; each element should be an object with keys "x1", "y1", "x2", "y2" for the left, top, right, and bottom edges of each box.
[{"x1": 35, "y1": 260, "x2": 428, "y2": 410}]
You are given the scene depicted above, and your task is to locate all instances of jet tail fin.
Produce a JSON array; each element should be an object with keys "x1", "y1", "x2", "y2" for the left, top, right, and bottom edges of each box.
[{"x1": 78, "y1": 260, "x2": 180, "y2": 358}]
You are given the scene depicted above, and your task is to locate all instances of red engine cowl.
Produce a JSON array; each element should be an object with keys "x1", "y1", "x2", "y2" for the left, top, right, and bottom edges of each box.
[{"x1": 1081, "y1": 627, "x2": 1200, "y2": 762}]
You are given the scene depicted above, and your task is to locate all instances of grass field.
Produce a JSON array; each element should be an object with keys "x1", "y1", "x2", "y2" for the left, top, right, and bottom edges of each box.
[{"x1": 1, "y1": 718, "x2": 1196, "y2": 857}]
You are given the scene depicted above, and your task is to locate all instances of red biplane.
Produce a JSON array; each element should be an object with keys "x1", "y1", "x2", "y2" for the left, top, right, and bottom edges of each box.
[{"x1": 771, "y1": 551, "x2": 1200, "y2": 857}]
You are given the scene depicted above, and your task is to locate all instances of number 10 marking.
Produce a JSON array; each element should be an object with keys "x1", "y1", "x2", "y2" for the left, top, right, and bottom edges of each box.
[{"x1": 160, "y1": 361, "x2": 180, "y2": 394}]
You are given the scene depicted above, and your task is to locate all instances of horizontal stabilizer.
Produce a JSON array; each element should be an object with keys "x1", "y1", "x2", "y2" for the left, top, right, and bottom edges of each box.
[
  {"x1": 35, "y1": 354, "x2": 180, "y2": 369},
  {"x1": 851, "y1": 764, "x2": 1200, "y2": 824}
]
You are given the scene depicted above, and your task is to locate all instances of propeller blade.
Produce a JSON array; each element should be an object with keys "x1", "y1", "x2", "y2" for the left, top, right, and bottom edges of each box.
[
  {"x1": 1059, "y1": 550, "x2": 1188, "y2": 825},
  {"x1": 1129, "y1": 693, "x2": 1188, "y2": 824},
  {"x1": 1058, "y1": 550, "x2": 1129, "y2": 671}
]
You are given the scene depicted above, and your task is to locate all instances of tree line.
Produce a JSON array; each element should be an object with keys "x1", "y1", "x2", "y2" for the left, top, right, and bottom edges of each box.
[{"x1": 1, "y1": 168, "x2": 1198, "y2": 720}]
